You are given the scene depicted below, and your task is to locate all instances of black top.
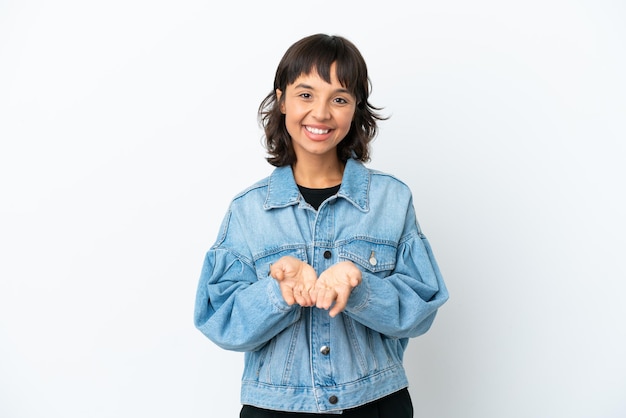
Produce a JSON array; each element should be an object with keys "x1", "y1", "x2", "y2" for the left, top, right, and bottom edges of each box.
[{"x1": 298, "y1": 184, "x2": 341, "y2": 210}]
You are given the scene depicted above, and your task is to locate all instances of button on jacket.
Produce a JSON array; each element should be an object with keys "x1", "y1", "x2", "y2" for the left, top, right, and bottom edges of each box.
[{"x1": 194, "y1": 158, "x2": 449, "y2": 414}]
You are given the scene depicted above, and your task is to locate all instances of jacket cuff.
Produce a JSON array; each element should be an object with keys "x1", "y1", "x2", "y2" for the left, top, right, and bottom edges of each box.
[{"x1": 267, "y1": 277, "x2": 293, "y2": 311}]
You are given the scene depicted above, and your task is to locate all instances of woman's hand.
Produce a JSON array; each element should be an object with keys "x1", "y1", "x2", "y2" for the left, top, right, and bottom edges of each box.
[
  {"x1": 312, "y1": 261, "x2": 362, "y2": 317},
  {"x1": 270, "y1": 256, "x2": 317, "y2": 307}
]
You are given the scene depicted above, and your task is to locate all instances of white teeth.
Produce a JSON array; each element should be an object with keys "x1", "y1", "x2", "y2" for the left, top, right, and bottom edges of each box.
[{"x1": 306, "y1": 126, "x2": 330, "y2": 135}]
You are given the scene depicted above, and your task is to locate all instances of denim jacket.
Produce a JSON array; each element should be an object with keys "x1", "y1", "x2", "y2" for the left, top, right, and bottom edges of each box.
[{"x1": 194, "y1": 158, "x2": 449, "y2": 413}]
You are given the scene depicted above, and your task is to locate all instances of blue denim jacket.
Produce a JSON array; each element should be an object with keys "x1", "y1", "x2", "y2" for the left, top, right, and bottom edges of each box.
[{"x1": 194, "y1": 158, "x2": 449, "y2": 414}]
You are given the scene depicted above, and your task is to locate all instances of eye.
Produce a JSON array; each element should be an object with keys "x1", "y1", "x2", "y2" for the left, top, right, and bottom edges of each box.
[
  {"x1": 334, "y1": 97, "x2": 350, "y2": 105},
  {"x1": 298, "y1": 93, "x2": 312, "y2": 99}
]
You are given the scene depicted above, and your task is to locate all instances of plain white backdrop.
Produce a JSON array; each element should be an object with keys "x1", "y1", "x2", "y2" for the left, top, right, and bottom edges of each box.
[{"x1": 1, "y1": 1, "x2": 625, "y2": 417}]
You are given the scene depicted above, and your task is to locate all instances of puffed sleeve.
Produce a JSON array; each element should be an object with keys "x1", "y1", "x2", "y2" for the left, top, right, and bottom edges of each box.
[
  {"x1": 344, "y1": 199, "x2": 449, "y2": 338},
  {"x1": 193, "y1": 209, "x2": 301, "y2": 352}
]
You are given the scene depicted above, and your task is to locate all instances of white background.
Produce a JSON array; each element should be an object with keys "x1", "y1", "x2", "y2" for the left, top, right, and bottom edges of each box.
[{"x1": 1, "y1": 1, "x2": 625, "y2": 417}]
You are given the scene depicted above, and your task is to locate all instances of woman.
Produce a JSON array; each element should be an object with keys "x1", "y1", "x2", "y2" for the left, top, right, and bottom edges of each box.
[{"x1": 194, "y1": 33, "x2": 449, "y2": 417}]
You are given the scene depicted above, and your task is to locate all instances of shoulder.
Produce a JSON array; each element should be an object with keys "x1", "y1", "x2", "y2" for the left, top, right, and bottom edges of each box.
[
  {"x1": 231, "y1": 176, "x2": 270, "y2": 203},
  {"x1": 367, "y1": 166, "x2": 413, "y2": 195},
  {"x1": 212, "y1": 176, "x2": 270, "y2": 250},
  {"x1": 221, "y1": 177, "x2": 270, "y2": 218}
]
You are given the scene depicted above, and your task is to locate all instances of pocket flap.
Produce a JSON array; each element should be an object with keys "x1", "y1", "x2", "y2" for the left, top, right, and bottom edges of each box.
[{"x1": 338, "y1": 239, "x2": 396, "y2": 273}]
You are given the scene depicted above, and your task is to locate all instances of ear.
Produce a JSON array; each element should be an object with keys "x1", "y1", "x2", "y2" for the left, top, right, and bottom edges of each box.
[{"x1": 276, "y1": 89, "x2": 285, "y2": 114}]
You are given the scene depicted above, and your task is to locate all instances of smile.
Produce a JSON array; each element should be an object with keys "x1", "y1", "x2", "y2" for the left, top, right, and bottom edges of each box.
[{"x1": 305, "y1": 126, "x2": 330, "y2": 135}]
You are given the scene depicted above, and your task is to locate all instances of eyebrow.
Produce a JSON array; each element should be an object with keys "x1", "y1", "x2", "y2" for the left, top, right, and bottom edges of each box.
[{"x1": 293, "y1": 83, "x2": 352, "y2": 95}]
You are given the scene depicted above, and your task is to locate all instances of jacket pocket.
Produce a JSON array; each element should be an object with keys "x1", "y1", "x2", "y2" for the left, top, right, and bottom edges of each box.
[
  {"x1": 253, "y1": 245, "x2": 308, "y2": 281},
  {"x1": 338, "y1": 238, "x2": 397, "y2": 275}
]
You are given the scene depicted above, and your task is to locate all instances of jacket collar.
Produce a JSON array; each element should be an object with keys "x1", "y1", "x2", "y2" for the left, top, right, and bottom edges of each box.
[{"x1": 264, "y1": 158, "x2": 370, "y2": 212}]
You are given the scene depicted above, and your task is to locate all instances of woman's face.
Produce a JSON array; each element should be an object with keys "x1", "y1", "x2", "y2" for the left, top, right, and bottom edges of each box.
[{"x1": 277, "y1": 63, "x2": 356, "y2": 164}]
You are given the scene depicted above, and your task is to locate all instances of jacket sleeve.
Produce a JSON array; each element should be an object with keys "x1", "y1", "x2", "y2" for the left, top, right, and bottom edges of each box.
[
  {"x1": 344, "y1": 201, "x2": 449, "y2": 339},
  {"x1": 193, "y1": 210, "x2": 301, "y2": 352}
]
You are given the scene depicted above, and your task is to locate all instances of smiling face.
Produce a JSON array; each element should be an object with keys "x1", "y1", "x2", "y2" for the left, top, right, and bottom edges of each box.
[{"x1": 276, "y1": 63, "x2": 357, "y2": 165}]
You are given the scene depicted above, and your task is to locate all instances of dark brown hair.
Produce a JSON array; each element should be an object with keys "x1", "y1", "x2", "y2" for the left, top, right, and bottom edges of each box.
[{"x1": 258, "y1": 34, "x2": 387, "y2": 167}]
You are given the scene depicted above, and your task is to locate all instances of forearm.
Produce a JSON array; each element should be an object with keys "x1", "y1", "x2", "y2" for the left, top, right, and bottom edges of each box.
[
  {"x1": 194, "y1": 252, "x2": 301, "y2": 352},
  {"x1": 344, "y1": 270, "x2": 446, "y2": 338}
]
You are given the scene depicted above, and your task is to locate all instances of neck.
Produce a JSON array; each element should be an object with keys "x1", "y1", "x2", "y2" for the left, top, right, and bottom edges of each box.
[{"x1": 292, "y1": 157, "x2": 344, "y2": 188}]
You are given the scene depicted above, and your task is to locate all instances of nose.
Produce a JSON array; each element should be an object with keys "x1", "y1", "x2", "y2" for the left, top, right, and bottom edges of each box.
[{"x1": 311, "y1": 99, "x2": 331, "y2": 120}]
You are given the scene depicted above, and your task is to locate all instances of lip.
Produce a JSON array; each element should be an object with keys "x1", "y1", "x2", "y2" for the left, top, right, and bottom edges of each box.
[{"x1": 304, "y1": 125, "x2": 333, "y2": 141}]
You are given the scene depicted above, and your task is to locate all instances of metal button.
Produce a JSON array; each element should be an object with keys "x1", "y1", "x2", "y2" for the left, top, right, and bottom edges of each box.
[
  {"x1": 369, "y1": 251, "x2": 377, "y2": 266},
  {"x1": 328, "y1": 395, "x2": 338, "y2": 404},
  {"x1": 320, "y1": 345, "x2": 330, "y2": 355},
  {"x1": 323, "y1": 250, "x2": 332, "y2": 259}
]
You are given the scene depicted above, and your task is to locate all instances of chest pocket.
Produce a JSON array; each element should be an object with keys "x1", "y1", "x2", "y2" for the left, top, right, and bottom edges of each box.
[
  {"x1": 253, "y1": 245, "x2": 308, "y2": 281},
  {"x1": 338, "y1": 239, "x2": 397, "y2": 275}
]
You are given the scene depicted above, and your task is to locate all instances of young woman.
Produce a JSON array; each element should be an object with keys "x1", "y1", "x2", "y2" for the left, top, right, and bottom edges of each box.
[{"x1": 194, "y1": 33, "x2": 449, "y2": 417}]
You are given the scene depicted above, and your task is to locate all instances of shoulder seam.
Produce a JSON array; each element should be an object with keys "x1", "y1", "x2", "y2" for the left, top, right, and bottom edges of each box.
[{"x1": 231, "y1": 177, "x2": 270, "y2": 201}]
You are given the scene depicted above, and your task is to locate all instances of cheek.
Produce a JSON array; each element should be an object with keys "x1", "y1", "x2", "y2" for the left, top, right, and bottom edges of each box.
[
  {"x1": 284, "y1": 111, "x2": 298, "y2": 125},
  {"x1": 339, "y1": 111, "x2": 356, "y2": 130},
  {"x1": 283, "y1": 113, "x2": 301, "y2": 136}
]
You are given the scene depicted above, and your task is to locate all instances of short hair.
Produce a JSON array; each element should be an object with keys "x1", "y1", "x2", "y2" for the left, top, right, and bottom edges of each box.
[{"x1": 258, "y1": 34, "x2": 387, "y2": 167}]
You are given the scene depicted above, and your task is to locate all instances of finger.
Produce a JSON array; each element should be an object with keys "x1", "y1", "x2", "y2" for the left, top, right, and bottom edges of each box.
[
  {"x1": 328, "y1": 300, "x2": 345, "y2": 317},
  {"x1": 309, "y1": 286, "x2": 319, "y2": 305},
  {"x1": 294, "y1": 287, "x2": 313, "y2": 307},
  {"x1": 270, "y1": 263, "x2": 283, "y2": 280},
  {"x1": 313, "y1": 287, "x2": 325, "y2": 309},
  {"x1": 328, "y1": 305, "x2": 342, "y2": 318},
  {"x1": 280, "y1": 285, "x2": 296, "y2": 305},
  {"x1": 329, "y1": 290, "x2": 350, "y2": 318},
  {"x1": 329, "y1": 290, "x2": 349, "y2": 317},
  {"x1": 349, "y1": 275, "x2": 361, "y2": 287},
  {"x1": 316, "y1": 288, "x2": 336, "y2": 311}
]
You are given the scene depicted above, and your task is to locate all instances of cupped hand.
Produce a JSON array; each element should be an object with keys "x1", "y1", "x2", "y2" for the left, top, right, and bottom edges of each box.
[
  {"x1": 312, "y1": 261, "x2": 362, "y2": 317},
  {"x1": 270, "y1": 256, "x2": 317, "y2": 307}
]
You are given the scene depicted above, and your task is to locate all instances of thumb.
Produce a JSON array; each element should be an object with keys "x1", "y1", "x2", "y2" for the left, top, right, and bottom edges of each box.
[
  {"x1": 350, "y1": 275, "x2": 360, "y2": 287},
  {"x1": 270, "y1": 263, "x2": 284, "y2": 281}
]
